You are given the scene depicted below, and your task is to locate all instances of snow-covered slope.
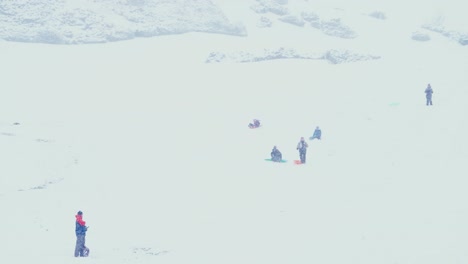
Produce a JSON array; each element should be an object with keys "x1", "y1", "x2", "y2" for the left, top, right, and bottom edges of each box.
[
  {"x1": 208, "y1": 0, "x2": 468, "y2": 63},
  {"x1": 1, "y1": 1, "x2": 468, "y2": 264},
  {"x1": 0, "y1": 0, "x2": 246, "y2": 44},
  {"x1": 1, "y1": 0, "x2": 466, "y2": 63}
]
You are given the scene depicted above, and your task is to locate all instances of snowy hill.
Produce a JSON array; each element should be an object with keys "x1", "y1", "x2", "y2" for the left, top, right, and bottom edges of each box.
[
  {"x1": 1, "y1": 0, "x2": 467, "y2": 64},
  {"x1": 1, "y1": 1, "x2": 468, "y2": 264},
  {"x1": 0, "y1": 0, "x2": 246, "y2": 44}
]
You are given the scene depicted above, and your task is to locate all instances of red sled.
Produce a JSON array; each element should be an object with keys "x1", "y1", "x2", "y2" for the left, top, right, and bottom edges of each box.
[{"x1": 293, "y1": 160, "x2": 302, "y2": 165}]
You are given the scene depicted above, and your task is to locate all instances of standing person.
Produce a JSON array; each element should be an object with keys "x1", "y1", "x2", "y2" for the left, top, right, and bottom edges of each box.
[
  {"x1": 296, "y1": 137, "x2": 309, "y2": 164},
  {"x1": 425, "y1": 84, "x2": 433, "y2": 106},
  {"x1": 74, "y1": 211, "x2": 89, "y2": 257},
  {"x1": 310, "y1": 126, "x2": 322, "y2": 140}
]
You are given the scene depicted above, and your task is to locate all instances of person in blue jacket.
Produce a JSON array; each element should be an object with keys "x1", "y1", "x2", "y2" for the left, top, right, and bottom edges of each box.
[
  {"x1": 425, "y1": 83, "x2": 433, "y2": 106},
  {"x1": 248, "y1": 119, "x2": 261, "y2": 128},
  {"x1": 310, "y1": 126, "x2": 322, "y2": 140},
  {"x1": 271, "y1": 146, "x2": 283, "y2": 162},
  {"x1": 296, "y1": 137, "x2": 309, "y2": 164},
  {"x1": 75, "y1": 211, "x2": 89, "y2": 257}
]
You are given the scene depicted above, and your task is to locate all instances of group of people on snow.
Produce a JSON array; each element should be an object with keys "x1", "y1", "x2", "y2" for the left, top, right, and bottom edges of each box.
[
  {"x1": 267, "y1": 126, "x2": 321, "y2": 164},
  {"x1": 267, "y1": 83, "x2": 434, "y2": 164},
  {"x1": 268, "y1": 83, "x2": 433, "y2": 163},
  {"x1": 73, "y1": 83, "x2": 434, "y2": 257}
]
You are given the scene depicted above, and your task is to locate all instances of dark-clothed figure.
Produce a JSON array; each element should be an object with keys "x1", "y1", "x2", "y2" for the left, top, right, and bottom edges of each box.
[
  {"x1": 310, "y1": 126, "x2": 322, "y2": 140},
  {"x1": 254, "y1": 119, "x2": 260, "y2": 127},
  {"x1": 296, "y1": 137, "x2": 309, "y2": 164},
  {"x1": 75, "y1": 211, "x2": 89, "y2": 257},
  {"x1": 425, "y1": 84, "x2": 433, "y2": 106},
  {"x1": 271, "y1": 146, "x2": 283, "y2": 162},
  {"x1": 248, "y1": 119, "x2": 261, "y2": 128}
]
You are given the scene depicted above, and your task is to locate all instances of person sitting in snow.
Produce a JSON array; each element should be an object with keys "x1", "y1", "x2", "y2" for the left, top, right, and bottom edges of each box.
[
  {"x1": 271, "y1": 146, "x2": 282, "y2": 162},
  {"x1": 310, "y1": 126, "x2": 322, "y2": 140},
  {"x1": 248, "y1": 119, "x2": 261, "y2": 128}
]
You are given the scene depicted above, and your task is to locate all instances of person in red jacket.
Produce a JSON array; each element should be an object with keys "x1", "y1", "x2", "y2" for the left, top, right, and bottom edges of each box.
[{"x1": 74, "y1": 211, "x2": 89, "y2": 257}]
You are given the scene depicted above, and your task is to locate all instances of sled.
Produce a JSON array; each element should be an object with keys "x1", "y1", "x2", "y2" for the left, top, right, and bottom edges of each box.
[{"x1": 265, "y1": 158, "x2": 287, "y2": 163}]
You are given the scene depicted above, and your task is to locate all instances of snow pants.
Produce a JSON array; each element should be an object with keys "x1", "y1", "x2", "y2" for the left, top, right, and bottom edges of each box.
[
  {"x1": 299, "y1": 150, "x2": 307, "y2": 164},
  {"x1": 75, "y1": 235, "x2": 86, "y2": 257},
  {"x1": 271, "y1": 154, "x2": 282, "y2": 162},
  {"x1": 426, "y1": 95, "x2": 432, "y2": 105}
]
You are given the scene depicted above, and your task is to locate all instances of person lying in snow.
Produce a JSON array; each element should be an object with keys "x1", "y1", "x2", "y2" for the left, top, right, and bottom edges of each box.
[{"x1": 248, "y1": 119, "x2": 261, "y2": 128}]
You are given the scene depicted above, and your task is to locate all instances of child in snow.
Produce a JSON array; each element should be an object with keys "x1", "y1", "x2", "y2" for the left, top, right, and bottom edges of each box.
[
  {"x1": 310, "y1": 126, "x2": 322, "y2": 140},
  {"x1": 425, "y1": 84, "x2": 433, "y2": 106},
  {"x1": 248, "y1": 119, "x2": 261, "y2": 128},
  {"x1": 271, "y1": 146, "x2": 283, "y2": 162}
]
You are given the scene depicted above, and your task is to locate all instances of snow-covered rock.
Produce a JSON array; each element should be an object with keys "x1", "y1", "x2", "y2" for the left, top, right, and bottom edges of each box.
[
  {"x1": 368, "y1": 11, "x2": 387, "y2": 20},
  {"x1": 411, "y1": 31, "x2": 431, "y2": 42},
  {"x1": 0, "y1": 0, "x2": 246, "y2": 44},
  {"x1": 205, "y1": 47, "x2": 380, "y2": 64},
  {"x1": 301, "y1": 11, "x2": 319, "y2": 23},
  {"x1": 312, "y1": 18, "x2": 357, "y2": 39},
  {"x1": 311, "y1": 19, "x2": 357, "y2": 39},
  {"x1": 322, "y1": 49, "x2": 380, "y2": 64},
  {"x1": 258, "y1": 16, "x2": 273, "y2": 28},
  {"x1": 250, "y1": 0, "x2": 289, "y2": 16},
  {"x1": 422, "y1": 22, "x2": 468, "y2": 46},
  {"x1": 278, "y1": 15, "x2": 305, "y2": 27},
  {"x1": 251, "y1": 2, "x2": 356, "y2": 39}
]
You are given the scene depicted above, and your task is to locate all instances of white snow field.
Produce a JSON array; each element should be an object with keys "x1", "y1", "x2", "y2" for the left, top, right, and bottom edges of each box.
[{"x1": 1, "y1": 0, "x2": 468, "y2": 264}]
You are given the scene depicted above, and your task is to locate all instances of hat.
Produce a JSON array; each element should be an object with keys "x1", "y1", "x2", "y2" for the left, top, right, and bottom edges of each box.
[{"x1": 77, "y1": 211, "x2": 83, "y2": 215}]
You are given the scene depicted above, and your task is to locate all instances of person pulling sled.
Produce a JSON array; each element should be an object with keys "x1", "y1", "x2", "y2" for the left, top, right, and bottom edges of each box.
[{"x1": 75, "y1": 211, "x2": 90, "y2": 257}]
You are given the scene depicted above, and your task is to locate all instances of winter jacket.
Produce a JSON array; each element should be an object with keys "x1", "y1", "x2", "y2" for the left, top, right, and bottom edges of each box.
[
  {"x1": 297, "y1": 140, "x2": 308, "y2": 153},
  {"x1": 75, "y1": 214, "x2": 88, "y2": 236},
  {"x1": 254, "y1": 119, "x2": 260, "y2": 127},
  {"x1": 313, "y1": 128, "x2": 321, "y2": 139},
  {"x1": 425, "y1": 87, "x2": 433, "y2": 98},
  {"x1": 271, "y1": 148, "x2": 282, "y2": 161}
]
